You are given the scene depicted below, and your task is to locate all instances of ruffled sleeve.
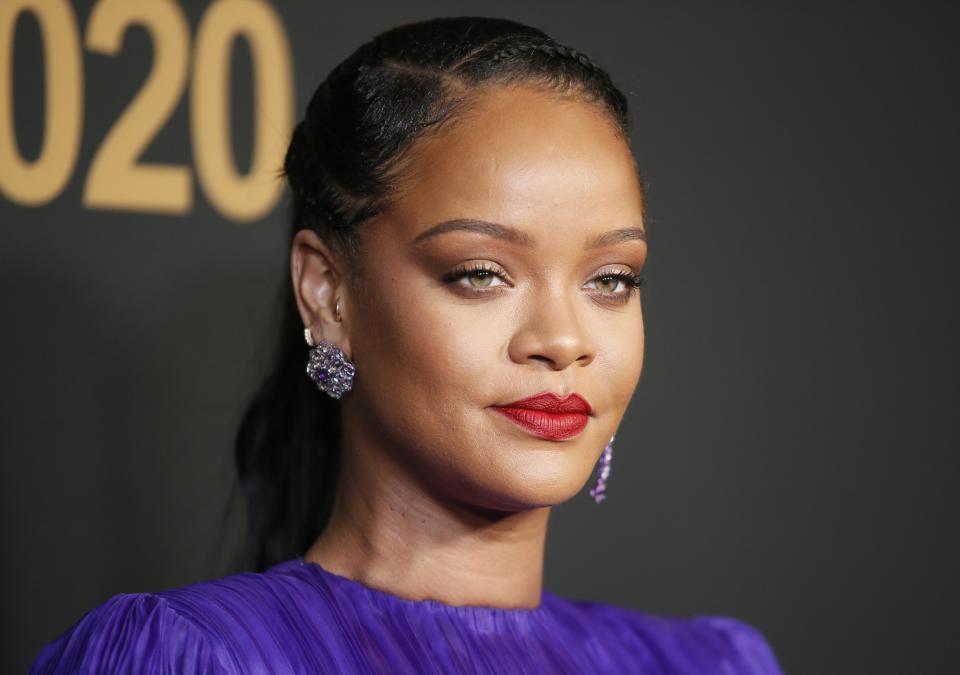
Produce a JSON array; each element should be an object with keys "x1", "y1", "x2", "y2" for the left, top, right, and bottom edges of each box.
[
  {"x1": 693, "y1": 615, "x2": 785, "y2": 675},
  {"x1": 29, "y1": 592, "x2": 237, "y2": 675}
]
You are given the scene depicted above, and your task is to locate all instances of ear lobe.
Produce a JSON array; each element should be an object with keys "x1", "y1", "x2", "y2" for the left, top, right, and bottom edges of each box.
[{"x1": 290, "y1": 229, "x2": 353, "y2": 356}]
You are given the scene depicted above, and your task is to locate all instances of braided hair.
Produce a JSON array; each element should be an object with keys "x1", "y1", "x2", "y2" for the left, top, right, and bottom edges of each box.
[{"x1": 233, "y1": 16, "x2": 635, "y2": 572}]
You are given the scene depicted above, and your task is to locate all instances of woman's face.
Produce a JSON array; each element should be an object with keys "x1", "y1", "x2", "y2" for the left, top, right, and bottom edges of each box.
[{"x1": 339, "y1": 84, "x2": 646, "y2": 512}]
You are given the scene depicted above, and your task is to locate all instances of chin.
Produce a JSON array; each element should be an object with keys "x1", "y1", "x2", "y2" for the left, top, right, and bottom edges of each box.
[{"x1": 472, "y1": 458, "x2": 594, "y2": 511}]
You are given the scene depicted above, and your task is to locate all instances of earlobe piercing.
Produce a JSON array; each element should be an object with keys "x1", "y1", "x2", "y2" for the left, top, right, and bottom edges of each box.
[
  {"x1": 304, "y1": 297, "x2": 342, "y2": 347},
  {"x1": 303, "y1": 297, "x2": 353, "y2": 398}
]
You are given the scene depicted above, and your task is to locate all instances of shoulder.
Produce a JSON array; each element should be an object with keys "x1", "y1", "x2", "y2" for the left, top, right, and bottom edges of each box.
[
  {"x1": 685, "y1": 614, "x2": 785, "y2": 675},
  {"x1": 551, "y1": 596, "x2": 785, "y2": 675},
  {"x1": 30, "y1": 561, "x2": 336, "y2": 674},
  {"x1": 29, "y1": 591, "x2": 238, "y2": 675}
]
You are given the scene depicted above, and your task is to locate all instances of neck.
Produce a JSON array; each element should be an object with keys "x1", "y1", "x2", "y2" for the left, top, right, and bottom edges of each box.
[{"x1": 303, "y1": 425, "x2": 551, "y2": 610}]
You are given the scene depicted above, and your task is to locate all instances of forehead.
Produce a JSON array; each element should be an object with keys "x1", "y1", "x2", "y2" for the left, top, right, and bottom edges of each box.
[{"x1": 383, "y1": 84, "x2": 644, "y2": 244}]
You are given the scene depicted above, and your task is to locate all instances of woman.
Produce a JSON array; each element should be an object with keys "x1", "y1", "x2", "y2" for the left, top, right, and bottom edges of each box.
[{"x1": 30, "y1": 16, "x2": 784, "y2": 674}]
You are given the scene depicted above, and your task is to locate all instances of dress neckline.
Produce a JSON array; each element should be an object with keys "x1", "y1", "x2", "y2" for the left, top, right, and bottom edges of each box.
[{"x1": 281, "y1": 556, "x2": 554, "y2": 617}]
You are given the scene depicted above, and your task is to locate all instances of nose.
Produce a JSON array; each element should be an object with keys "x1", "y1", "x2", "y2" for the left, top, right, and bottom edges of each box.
[{"x1": 507, "y1": 290, "x2": 597, "y2": 371}]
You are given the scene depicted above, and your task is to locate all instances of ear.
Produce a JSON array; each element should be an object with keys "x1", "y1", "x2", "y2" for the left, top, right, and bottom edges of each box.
[{"x1": 290, "y1": 228, "x2": 353, "y2": 359}]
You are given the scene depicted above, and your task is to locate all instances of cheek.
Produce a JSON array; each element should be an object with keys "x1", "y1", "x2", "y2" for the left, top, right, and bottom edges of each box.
[
  {"x1": 594, "y1": 306, "x2": 645, "y2": 413},
  {"x1": 353, "y1": 275, "x2": 500, "y2": 433}
]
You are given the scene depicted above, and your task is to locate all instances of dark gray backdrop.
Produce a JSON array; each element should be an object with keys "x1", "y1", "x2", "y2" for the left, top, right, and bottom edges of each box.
[{"x1": 2, "y1": 2, "x2": 956, "y2": 673}]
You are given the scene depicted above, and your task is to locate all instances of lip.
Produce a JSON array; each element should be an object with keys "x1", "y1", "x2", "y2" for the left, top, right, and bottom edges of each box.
[{"x1": 491, "y1": 392, "x2": 593, "y2": 441}]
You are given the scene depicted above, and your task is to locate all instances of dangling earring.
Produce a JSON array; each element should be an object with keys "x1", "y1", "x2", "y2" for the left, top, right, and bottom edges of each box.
[
  {"x1": 589, "y1": 434, "x2": 615, "y2": 503},
  {"x1": 304, "y1": 297, "x2": 356, "y2": 399}
]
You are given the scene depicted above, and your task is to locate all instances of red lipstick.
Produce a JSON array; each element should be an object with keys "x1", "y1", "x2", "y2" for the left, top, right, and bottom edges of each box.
[{"x1": 491, "y1": 392, "x2": 593, "y2": 441}]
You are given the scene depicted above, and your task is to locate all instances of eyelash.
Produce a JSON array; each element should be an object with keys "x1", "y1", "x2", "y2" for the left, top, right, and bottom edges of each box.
[{"x1": 441, "y1": 263, "x2": 647, "y2": 303}]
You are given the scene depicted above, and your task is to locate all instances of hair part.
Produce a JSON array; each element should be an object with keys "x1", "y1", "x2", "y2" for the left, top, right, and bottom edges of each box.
[{"x1": 233, "y1": 16, "x2": 635, "y2": 572}]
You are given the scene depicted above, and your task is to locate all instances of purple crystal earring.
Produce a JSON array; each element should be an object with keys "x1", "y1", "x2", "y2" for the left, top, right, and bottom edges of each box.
[
  {"x1": 304, "y1": 300, "x2": 356, "y2": 399},
  {"x1": 589, "y1": 434, "x2": 615, "y2": 503}
]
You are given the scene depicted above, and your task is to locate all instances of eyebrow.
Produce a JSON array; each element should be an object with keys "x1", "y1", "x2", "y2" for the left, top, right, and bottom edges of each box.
[{"x1": 411, "y1": 218, "x2": 647, "y2": 249}]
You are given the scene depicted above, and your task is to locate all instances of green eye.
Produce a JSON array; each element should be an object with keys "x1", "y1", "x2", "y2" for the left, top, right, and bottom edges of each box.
[
  {"x1": 442, "y1": 262, "x2": 508, "y2": 292},
  {"x1": 594, "y1": 276, "x2": 621, "y2": 293},
  {"x1": 467, "y1": 270, "x2": 497, "y2": 287},
  {"x1": 586, "y1": 272, "x2": 647, "y2": 305}
]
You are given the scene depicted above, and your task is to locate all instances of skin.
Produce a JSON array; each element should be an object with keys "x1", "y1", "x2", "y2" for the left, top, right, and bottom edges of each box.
[{"x1": 291, "y1": 84, "x2": 647, "y2": 609}]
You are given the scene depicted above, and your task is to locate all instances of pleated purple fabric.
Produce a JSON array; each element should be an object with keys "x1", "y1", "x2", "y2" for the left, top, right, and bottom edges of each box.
[{"x1": 30, "y1": 557, "x2": 784, "y2": 674}]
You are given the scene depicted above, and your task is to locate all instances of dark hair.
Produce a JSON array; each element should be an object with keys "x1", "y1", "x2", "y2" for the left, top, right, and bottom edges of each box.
[{"x1": 233, "y1": 16, "x2": 634, "y2": 572}]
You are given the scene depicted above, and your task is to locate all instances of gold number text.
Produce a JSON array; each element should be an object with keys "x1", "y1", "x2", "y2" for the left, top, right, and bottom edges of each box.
[
  {"x1": 191, "y1": 0, "x2": 293, "y2": 223},
  {"x1": 0, "y1": 0, "x2": 82, "y2": 206},
  {"x1": 82, "y1": 0, "x2": 192, "y2": 214}
]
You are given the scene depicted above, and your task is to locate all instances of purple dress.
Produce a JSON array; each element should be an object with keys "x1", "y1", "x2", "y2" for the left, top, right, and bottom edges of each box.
[{"x1": 29, "y1": 557, "x2": 784, "y2": 674}]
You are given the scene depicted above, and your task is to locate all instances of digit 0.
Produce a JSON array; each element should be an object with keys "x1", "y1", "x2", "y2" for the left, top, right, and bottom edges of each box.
[
  {"x1": 0, "y1": 0, "x2": 83, "y2": 206},
  {"x1": 191, "y1": 0, "x2": 294, "y2": 223}
]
